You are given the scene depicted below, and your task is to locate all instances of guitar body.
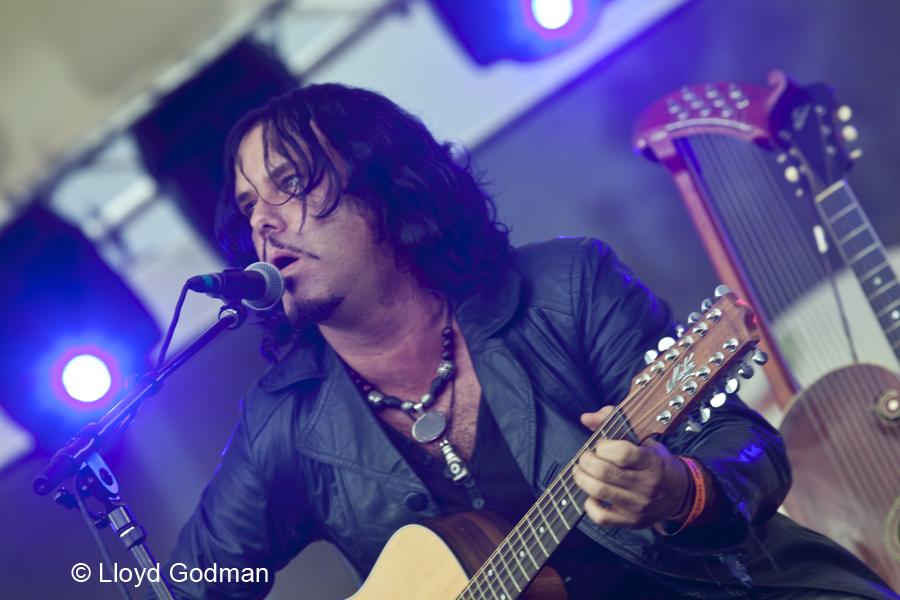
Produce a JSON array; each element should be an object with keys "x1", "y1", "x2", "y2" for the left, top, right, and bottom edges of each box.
[
  {"x1": 780, "y1": 364, "x2": 900, "y2": 589},
  {"x1": 348, "y1": 511, "x2": 567, "y2": 600}
]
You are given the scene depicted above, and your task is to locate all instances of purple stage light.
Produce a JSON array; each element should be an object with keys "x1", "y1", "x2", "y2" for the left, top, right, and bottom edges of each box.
[
  {"x1": 48, "y1": 344, "x2": 122, "y2": 409},
  {"x1": 532, "y1": 0, "x2": 573, "y2": 30},
  {"x1": 521, "y1": 0, "x2": 593, "y2": 42}
]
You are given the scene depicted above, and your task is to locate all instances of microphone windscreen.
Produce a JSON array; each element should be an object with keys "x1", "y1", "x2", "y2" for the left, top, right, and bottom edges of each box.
[{"x1": 243, "y1": 262, "x2": 284, "y2": 311}]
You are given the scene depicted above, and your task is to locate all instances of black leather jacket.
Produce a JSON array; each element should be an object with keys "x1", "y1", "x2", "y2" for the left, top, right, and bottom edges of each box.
[{"x1": 158, "y1": 237, "x2": 895, "y2": 599}]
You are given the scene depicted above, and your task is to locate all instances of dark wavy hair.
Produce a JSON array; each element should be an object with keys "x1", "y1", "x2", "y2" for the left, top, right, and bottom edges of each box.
[{"x1": 215, "y1": 83, "x2": 510, "y2": 358}]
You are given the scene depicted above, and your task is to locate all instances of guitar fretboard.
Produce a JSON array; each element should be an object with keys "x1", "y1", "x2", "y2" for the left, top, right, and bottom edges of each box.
[
  {"x1": 815, "y1": 180, "x2": 900, "y2": 360},
  {"x1": 456, "y1": 413, "x2": 634, "y2": 600}
]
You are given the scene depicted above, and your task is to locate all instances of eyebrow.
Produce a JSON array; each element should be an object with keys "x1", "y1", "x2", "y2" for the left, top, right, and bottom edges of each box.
[{"x1": 234, "y1": 160, "x2": 300, "y2": 208}]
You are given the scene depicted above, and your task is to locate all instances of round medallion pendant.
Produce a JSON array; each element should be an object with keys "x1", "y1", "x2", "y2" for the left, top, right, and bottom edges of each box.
[{"x1": 411, "y1": 412, "x2": 447, "y2": 443}]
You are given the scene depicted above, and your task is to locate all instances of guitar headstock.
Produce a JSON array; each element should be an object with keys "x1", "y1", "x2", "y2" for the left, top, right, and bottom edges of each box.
[
  {"x1": 620, "y1": 288, "x2": 761, "y2": 441},
  {"x1": 772, "y1": 81, "x2": 860, "y2": 193},
  {"x1": 632, "y1": 70, "x2": 790, "y2": 167}
]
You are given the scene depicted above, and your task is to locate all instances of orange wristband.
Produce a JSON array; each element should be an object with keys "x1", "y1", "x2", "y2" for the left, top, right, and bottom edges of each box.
[{"x1": 656, "y1": 456, "x2": 706, "y2": 536}]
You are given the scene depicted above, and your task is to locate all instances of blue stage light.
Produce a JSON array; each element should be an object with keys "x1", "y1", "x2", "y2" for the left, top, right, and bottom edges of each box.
[
  {"x1": 532, "y1": 0, "x2": 574, "y2": 30},
  {"x1": 430, "y1": 0, "x2": 604, "y2": 65},
  {"x1": 62, "y1": 355, "x2": 112, "y2": 403},
  {"x1": 0, "y1": 206, "x2": 159, "y2": 450}
]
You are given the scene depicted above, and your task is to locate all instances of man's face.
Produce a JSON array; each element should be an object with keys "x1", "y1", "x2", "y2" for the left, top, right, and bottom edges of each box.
[{"x1": 233, "y1": 123, "x2": 400, "y2": 328}]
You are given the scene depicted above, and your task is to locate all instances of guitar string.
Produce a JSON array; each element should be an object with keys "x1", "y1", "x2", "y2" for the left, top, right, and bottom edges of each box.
[
  {"x1": 680, "y1": 123, "x2": 899, "y2": 586},
  {"x1": 459, "y1": 375, "x2": 659, "y2": 597},
  {"x1": 684, "y1": 134, "x2": 850, "y2": 384},
  {"x1": 692, "y1": 130, "x2": 841, "y2": 374},
  {"x1": 459, "y1": 330, "x2": 737, "y2": 598},
  {"x1": 699, "y1": 130, "x2": 900, "y2": 552},
  {"x1": 722, "y1": 130, "x2": 855, "y2": 377},
  {"x1": 464, "y1": 96, "x2": 900, "y2": 597},
  {"x1": 709, "y1": 106, "x2": 900, "y2": 583},
  {"x1": 780, "y1": 139, "x2": 900, "y2": 548},
  {"x1": 774, "y1": 110, "x2": 900, "y2": 583},
  {"x1": 805, "y1": 366, "x2": 900, "y2": 584}
]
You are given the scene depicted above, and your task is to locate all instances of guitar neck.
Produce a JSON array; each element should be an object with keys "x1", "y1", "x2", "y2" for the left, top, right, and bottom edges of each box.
[
  {"x1": 457, "y1": 412, "x2": 636, "y2": 600},
  {"x1": 815, "y1": 179, "x2": 900, "y2": 362}
]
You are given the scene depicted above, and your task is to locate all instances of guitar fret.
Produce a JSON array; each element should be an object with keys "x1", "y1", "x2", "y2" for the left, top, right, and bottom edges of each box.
[
  {"x1": 509, "y1": 530, "x2": 536, "y2": 577},
  {"x1": 831, "y1": 209, "x2": 865, "y2": 240},
  {"x1": 841, "y1": 227, "x2": 875, "y2": 256},
  {"x1": 547, "y1": 485, "x2": 569, "y2": 524},
  {"x1": 876, "y1": 298, "x2": 900, "y2": 319},
  {"x1": 470, "y1": 569, "x2": 498, "y2": 600},
  {"x1": 825, "y1": 202, "x2": 855, "y2": 223},
  {"x1": 561, "y1": 477, "x2": 578, "y2": 506},
  {"x1": 868, "y1": 280, "x2": 899, "y2": 302},
  {"x1": 860, "y1": 261, "x2": 890, "y2": 284},
  {"x1": 534, "y1": 501, "x2": 560, "y2": 544},
  {"x1": 524, "y1": 517, "x2": 550, "y2": 557},
  {"x1": 516, "y1": 527, "x2": 540, "y2": 568},
  {"x1": 884, "y1": 319, "x2": 900, "y2": 336},
  {"x1": 837, "y1": 222, "x2": 869, "y2": 245},
  {"x1": 491, "y1": 556, "x2": 520, "y2": 597},
  {"x1": 848, "y1": 242, "x2": 880, "y2": 265}
]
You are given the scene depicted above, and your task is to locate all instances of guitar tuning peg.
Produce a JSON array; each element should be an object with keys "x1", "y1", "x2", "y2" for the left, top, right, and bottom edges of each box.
[
  {"x1": 710, "y1": 392, "x2": 727, "y2": 408},
  {"x1": 784, "y1": 165, "x2": 800, "y2": 183},
  {"x1": 700, "y1": 298, "x2": 714, "y2": 311},
  {"x1": 736, "y1": 362, "x2": 754, "y2": 379},
  {"x1": 686, "y1": 312, "x2": 701, "y2": 325},
  {"x1": 675, "y1": 323, "x2": 686, "y2": 337},
  {"x1": 714, "y1": 285, "x2": 731, "y2": 298},
  {"x1": 644, "y1": 349, "x2": 659, "y2": 365},
  {"x1": 837, "y1": 105, "x2": 852, "y2": 122},
  {"x1": 723, "y1": 377, "x2": 740, "y2": 395},
  {"x1": 658, "y1": 337, "x2": 676, "y2": 352},
  {"x1": 751, "y1": 347, "x2": 768, "y2": 365},
  {"x1": 684, "y1": 418, "x2": 702, "y2": 434},
  {"x1": 849, "y1": 148, "x2": 863, "y2": 161},
  {"x1": 841, "y1": 124, "x2": 858, "y2": 143},
  {"x1": 699, "y1": 407, "x2": 711, "y2": 423}
]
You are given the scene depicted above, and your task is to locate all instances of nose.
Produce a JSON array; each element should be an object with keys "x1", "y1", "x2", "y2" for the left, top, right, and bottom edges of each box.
[{"x1": 249, "y1": 198, "x2": 287, "y2": 237}]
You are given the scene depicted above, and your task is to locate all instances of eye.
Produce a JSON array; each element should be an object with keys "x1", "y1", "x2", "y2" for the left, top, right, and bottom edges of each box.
[
  {"x1": 238, "y1": 200, "x2": 257, "y2": 219},
  {"x1": 280, "y1": 174, "x2": 301, "y2": 193}
]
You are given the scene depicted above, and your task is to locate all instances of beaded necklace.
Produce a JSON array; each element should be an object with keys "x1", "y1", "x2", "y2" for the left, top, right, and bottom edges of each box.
[{"x1": 347, "y1": 305, "x2": 470, "y2": 482}]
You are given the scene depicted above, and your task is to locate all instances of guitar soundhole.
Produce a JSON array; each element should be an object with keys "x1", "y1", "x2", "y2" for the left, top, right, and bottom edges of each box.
[
  {"x1": 876, "y1": 389, "x2": 900, "y2": 427},
  {"x1": 886, "y1": 497, "x2": 900, "y2": 564}
]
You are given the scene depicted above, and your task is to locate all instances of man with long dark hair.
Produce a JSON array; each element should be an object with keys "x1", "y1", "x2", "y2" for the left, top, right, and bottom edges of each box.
[{"x1": 154, "y1": 83, "x2": 897, "y2": 599}]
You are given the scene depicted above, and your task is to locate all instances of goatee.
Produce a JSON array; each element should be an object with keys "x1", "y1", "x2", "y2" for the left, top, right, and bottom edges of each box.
[{"x1": 285, "y1": 297, "x2": 343, "y2": 328}]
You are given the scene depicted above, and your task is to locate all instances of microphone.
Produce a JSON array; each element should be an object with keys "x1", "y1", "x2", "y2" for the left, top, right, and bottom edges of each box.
[{"x1": 187, "y1": 262, "x2": 284, "y2": 311}]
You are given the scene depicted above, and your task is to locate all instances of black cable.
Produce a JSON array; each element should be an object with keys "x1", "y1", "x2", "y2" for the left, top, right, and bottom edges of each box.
[{"x1": 155, "y1": 282, "x2": 190, "y2": 372}]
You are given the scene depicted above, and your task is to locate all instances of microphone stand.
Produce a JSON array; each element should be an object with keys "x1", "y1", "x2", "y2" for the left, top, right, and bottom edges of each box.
[{"x1": 34, "y1": 302, "x2": 248, "y2": 600}]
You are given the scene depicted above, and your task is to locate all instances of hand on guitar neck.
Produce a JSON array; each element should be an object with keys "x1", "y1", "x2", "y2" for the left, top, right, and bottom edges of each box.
[{"x1": 575, "y1": 405, "x2": 723, "y2": 531}]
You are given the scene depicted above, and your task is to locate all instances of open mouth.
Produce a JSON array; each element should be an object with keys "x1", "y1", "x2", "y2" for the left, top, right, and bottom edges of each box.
[{"x1": 272, "y1": 255, "x2": 298, "y2": 271}]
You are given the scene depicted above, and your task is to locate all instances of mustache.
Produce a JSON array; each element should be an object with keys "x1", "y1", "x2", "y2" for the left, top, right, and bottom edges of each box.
[{"x1": 263, "y1": 235, "x2": 320, "y2": 262}]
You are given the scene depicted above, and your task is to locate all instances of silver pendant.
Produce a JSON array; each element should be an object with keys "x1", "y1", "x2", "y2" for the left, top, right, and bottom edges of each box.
[
  {"x1": 411, "y1": 411, "x2": 447, "y2": 443},
  {"x1": 440, "y1": 439, "x2": 470, "y2": 483}
]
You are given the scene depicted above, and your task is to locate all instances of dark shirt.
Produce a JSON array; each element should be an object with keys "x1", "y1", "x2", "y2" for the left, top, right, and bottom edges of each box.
[{"x1": 382, "y1": 396, "x2": 681, "y2": 600}]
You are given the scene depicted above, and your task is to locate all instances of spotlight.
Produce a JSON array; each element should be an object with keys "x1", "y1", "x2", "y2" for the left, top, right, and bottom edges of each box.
[
  {"x1": 532, "y1": 0, "x2": 574, "y2": 30},
  {"x1": 51, "y1": 344, "x2": 121, "y2": 406},
  {"x1": 0, "y1": 206, "x2": 159, "y2": 450},
  {"x1": 63, "y1": 356, "x2": 111, "y2": 402},
  {"x1": 430, "y1": 0, "x2": 605, "y2": 65}
]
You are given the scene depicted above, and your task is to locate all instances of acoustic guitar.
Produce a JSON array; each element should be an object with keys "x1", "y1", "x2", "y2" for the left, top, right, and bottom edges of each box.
[
  {"x1": 770, "y1": 81, "x2": 900, "y2": 589},
  {"x1": 345, "y1": 292, "x2": 760, "y2": 599}
]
